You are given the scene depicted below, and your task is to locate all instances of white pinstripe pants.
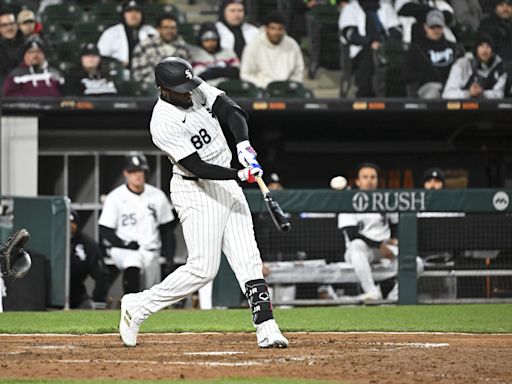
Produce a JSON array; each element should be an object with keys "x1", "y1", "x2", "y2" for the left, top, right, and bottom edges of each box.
[{"x1": 134, "y1": 176, "x2": 264, "y2": 318}]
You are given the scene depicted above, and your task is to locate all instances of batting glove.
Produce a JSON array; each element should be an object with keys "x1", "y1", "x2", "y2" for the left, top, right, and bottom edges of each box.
[
  {"x1": 238, "y1": 164, "x2": 263, "y2": 183},
  {"x1": 236, "y1": 140, "x2": 258, "y2": 168}
]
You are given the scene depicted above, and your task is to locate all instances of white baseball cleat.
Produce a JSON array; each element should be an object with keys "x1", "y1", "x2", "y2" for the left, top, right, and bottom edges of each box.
[
  {"x1": 119, "y1": 294, "x2": 140, "y2": 347},
  {"x1": 358, "y1": 289, "x2": 383, "y2": 303},
  {"x1": 256, "y1": 319, "x2": 289, "y2": 348}
]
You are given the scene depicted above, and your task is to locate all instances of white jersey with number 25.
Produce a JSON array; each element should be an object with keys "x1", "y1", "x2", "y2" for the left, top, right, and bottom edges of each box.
[{"x1": 99, "y1": 184, "x2": 174, "y2": 251}]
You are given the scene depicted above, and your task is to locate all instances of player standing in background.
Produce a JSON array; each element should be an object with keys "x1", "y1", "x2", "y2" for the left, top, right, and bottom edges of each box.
[
  {"x1": 423, "y1": 167, "x2": 445, "y2": 190},
  {"x1": 338, "y1": 163, "x2": 399, "y2": 301},
  {"x1": 99, "y1": 153, "x2": 175, "y2": 294},
  {"x1": 119, "y1": 57, "x2": 288, "y2": 349}
]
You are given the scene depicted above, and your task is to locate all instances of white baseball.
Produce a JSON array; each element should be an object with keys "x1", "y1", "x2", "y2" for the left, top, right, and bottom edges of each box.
[{"x1": 330, "y1": 176, "x2": 347, "y2": 190}]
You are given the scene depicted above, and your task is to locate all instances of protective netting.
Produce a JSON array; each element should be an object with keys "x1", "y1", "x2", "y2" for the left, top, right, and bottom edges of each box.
[{"x1": 253, "y1": 212, "x2": 512, "y2": 304}]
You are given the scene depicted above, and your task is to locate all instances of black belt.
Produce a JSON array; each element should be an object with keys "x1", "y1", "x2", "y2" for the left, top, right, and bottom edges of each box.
[{"x1": 174, "y1": 173, "x2": 199, "y2": 181}]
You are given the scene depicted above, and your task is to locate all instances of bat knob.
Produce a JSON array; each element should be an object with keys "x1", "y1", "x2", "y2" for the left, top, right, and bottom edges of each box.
[{"x1": 280, "y1": 222, "x2": 292, "y2": 232}]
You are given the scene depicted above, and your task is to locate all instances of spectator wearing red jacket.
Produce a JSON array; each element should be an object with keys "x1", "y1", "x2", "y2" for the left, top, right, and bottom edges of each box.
[{"x1": 3, "y1": 37, "x2": 64, "y2": 97}]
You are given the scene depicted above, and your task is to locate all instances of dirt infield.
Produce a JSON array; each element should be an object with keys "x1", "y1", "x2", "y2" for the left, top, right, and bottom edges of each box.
[{"x1": 1, "y1": 332, "x2": 511, "y2": 383}]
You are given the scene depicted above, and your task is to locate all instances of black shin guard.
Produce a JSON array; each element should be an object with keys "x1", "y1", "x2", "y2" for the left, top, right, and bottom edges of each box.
[
  {"x1": 245, "y1": 279, "x2": 273, "y2": 325},
  {"x1": 123, "y1": 267, "x2": 140, "y2": 294}
]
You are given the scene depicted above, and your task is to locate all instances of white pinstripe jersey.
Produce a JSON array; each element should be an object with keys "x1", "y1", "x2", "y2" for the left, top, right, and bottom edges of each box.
[{"x1": 150, "y1": 82, "x2": 232, "y2": 177}]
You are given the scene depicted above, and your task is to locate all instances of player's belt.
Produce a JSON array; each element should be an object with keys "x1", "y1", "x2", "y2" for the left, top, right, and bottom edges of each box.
[{"x1": 174, "y1": 173, "x2": 199, "y2": 181}]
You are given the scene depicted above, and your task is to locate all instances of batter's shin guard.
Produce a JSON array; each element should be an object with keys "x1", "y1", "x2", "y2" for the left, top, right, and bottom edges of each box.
[
  {"x1": 123, "y1": 267, "x2": 140, "y2": 294},
  {"x1": 245, "y1": 279, "x2": 273, "y2": 325}
]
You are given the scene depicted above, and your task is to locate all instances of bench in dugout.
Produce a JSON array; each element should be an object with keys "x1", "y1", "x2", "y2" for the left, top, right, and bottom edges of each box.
[{"x1": 253, "y1": 210, "x2": 512, "y2": 305}]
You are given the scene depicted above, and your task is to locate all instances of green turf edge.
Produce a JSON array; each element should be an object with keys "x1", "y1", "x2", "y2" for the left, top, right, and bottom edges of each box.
[
  {"x1": 0, "y1": 305, "x2": 511, "y2": 334},
  {"x1": 0, "y1": 378, "x2": 344, "y2": 384}
]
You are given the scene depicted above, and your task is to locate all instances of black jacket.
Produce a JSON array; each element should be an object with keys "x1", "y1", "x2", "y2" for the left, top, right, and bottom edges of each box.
[
  {"x1": 65, "y1": 61, "x2": 118, "y2": 96},
  {"x1": 70, "y1": 232, "x2": 110, "y2": 308},
  {"x1": 477, "y1": 14, "x2": 512, "y2": 61},
  {"x1": 0, "y1": 32, "x2": 24, "y2": 78},
  {"x1": 405, "y1": 36, "x2": 460, "y2": 86}
]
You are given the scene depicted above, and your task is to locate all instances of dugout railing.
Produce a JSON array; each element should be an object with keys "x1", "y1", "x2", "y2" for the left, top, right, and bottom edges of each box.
[{"x1": 244, "y1": 189, "x2": 512, "y2": 305}]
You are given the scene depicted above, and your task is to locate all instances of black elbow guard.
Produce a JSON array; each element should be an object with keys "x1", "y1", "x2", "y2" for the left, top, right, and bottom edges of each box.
[{"x1": 212, "y1": 94, "x2": 248, "y2": 122}]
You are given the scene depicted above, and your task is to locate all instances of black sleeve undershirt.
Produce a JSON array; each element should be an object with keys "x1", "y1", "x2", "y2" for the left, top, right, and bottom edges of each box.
[
  {"x1": 212, "y1": 94, "x2": 249, "y2": 143},
  {"x1": 99, "y1": 225, "x2": 139, "y2": 249},
  {"x1": 159, "y1": 221, "x2": 176, "y2": 262},
  {"x1": 179, "y1": 152, "x2": 239, "y2": 180},
  {"x1": 342, "y1": 226, "x2": 382, "y2": 249}
]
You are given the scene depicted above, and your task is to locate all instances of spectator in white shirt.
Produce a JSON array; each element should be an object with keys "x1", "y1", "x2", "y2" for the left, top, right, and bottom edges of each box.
[
  {"x1": 339, "y1": 0, "x2": 402, "y2": 97},
  {"x1": 240, "y1": 12, "x2": 304, "y2": 89},
  {"x1": 97, "y1": 0, "x2": 157, "y2": 68},
  {"x1": 443, "y1": 34, "x2": 507, "y2": 99},
  {"x1": 215, "y1": 0, "x2": 258, "y2": 60}
]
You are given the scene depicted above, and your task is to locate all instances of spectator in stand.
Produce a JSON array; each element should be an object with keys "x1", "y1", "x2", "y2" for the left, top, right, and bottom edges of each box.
[
  {"x1": 190, "y1": 22, "x2": 239, "y2": 86},
  {"x1": 3, "y1": 37, "x2": 63, "y2": 97},
  {"x1": 395, "y1": 0, "x2": 456, "y2": 43},
  {"x1": 479, "y1": 0, "x2": 497, "y2": 15},
  {"x1": 65, "y1": 43, "x2": 118, "y2": 96},
  {"x1": 451, "y1": 0, "x2": 483, "y2": 32},
  {"x1": 69, "y1": 210, "x2": 110, "y2": 309},
  {"x1": 240, "y1": 12, "x2": 304, "y2": 89},
  {"x1": 477, "y1": 0, "x2": 512, "y2": 62},
  {"x1": 17, "y1": 9, "x2": 56, "y2": 62},
  {"x1": 443, "y1": 34, "x2": 507, "y2": 99},
  {"x1": 339, "y1": 0, "x2": 402, "y2": 98},
  {"x1": 97, "y1": 0, "x2": 157, "y2": 68},
  {"x1": 423, "y1": 167, "x2": 445, "y2": 189},
  {"x1": 132, "y1": 13, "x2": 190, "y2": 88},
  {"x1": 216, "y1": 0, "x2": 258, "y2": 60},
  {"x1": 405, "y1": 10, "x2": 460, "y2": 99},
  {"x1": 0, "y1": 10, "x2": 24, "y2": 79}
]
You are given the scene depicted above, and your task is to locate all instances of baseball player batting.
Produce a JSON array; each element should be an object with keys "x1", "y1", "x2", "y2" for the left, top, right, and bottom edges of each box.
[{"x1": 119, "y1": 57, "x2": 288, "y2": 348}]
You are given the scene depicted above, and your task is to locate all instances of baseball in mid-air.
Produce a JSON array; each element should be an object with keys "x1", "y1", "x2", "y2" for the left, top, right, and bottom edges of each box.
[{"x1": 330, "y1": 176, "x2": 347, "y2": 190}]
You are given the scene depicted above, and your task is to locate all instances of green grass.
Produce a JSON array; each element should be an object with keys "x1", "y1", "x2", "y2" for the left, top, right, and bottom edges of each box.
[{"x1": 0, "y1": 304, "x2": 511, "y2": 334}]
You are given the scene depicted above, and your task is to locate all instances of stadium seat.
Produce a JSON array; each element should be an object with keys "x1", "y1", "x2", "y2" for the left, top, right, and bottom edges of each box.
[
  {"x1": 73, "y1": 22, "x2": 106, "y2": 45},
  {"x1": 454, "y1": 25, "x2": 476, "y2": 53},
  {"x1": 381, "y1": 40, "x2": 408, "y2": 97},
  {"x1": 266, "y1": 81, "x2": 314, "y2": 98},
  {"x1": 144, "y1": 3, "x2": 187, "y2": 26},
  {"x1": 56, "y1": 40, "x2": 82, "y2": 63},
  {"x1": 307, "y1": 5, "x2": 341, "y2": 78},
  {"x1": 179, "y1": 23, "x2": 201, "y2": 45},
  {"x1": 217, "y1": 79, "x2": 265, "y2": 98},
  {"x1": 89, "y1": 3, "x2": 122, "y2": 25},
  {"x1": 103, "y1": 59, "x2": 127, "y2": 84},
  {"x1": 44, "y1": 24, "x2": 74, "y2": 44},
  {"x1": 504, "y1": 61, "x2": 512, "y2": 98},
  {"x1": 41, "y1": 4, "x2": 86, "y2": 30},
  {"x1": 117, "y1": 80, "x2": 159, "y2": 97}
]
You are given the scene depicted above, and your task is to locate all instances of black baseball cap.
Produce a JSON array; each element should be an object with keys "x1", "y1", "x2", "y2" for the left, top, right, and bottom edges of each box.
[
  {"x1": 123, "y1": 0, "x2": 142, "y2": 12},
  {"x1": 80, "y1": 43, "x2": 100, "y2": 57},
  {"x1": 23, "y1": 37, "x2": 45, "y2": 54},
  {"x1": 423, "y1": 167, "x2": 445, "y2": 184}
]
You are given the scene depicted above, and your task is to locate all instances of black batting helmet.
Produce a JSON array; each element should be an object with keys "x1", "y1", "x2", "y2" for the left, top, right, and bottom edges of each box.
[
  {"x1": 124, "y1": 153, "x2": 150, "y2": 172},
  {"x1": 155, "y1": 57, "x2": 202, "y2": 93}
]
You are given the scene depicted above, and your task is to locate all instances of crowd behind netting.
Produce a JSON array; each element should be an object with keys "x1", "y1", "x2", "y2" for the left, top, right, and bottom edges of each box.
[{"x1": 0, "y1": 0, "x2": 510, "y2": 99}]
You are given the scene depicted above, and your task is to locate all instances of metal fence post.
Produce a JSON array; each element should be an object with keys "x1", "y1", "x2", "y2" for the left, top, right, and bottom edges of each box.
[{"x1": 398, "y1": 213, "x2": 418, "y2": 305}]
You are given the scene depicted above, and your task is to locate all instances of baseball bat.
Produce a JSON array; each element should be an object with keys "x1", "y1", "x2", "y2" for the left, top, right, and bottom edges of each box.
[{"x1": 255, "y1": 177, "x2": 291, "y2": 233}]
